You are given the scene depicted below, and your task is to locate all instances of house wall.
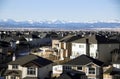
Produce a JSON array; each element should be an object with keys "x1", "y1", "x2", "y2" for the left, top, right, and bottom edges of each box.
[
  {"x1": 6, "y1": 76, "x2": 20, "y2": 79},
  {"x1": 71, "y1": 43, "x2": 86, "y2": 59},
  {"x1": 98, "y1": 44, "x2": 119, "y2": 62},
  {"x1": 71, "y1": 43, "x2": 97, "y2": 59},
  {"x1": 53, "y1": 64, "x2": 102, "y2": 79},
  {"x1": 81, "y1": 64, "x2": 100, "y2": 79},
  {"x1": 103, "y1": 74, "x2": 112, "y2": 79},
  {"x1": 38, "y1": 64, "x2": 53, "y2": 79},
  {"x1": 113, "y1": 64, "x2": 120, "y2": 68},
  {"x1": 52, "y1": 39, "x2": 59, "y2": 49},
  {"x1": 90, "y1": 44, "x2": 97, "y2": 58},
  {"x1": 52, "y1": 65, "x2": 63, "y2": 77},
  {"x1": 31, "y1": 47, "x2": 53, "y2": 58},
  {"x1": 22, "y1": 67, "x2": 38, "y2": 78},
  {"x1": 66, "y1": 42, "x2": 72, "y2": 58},
  {"x1": 59, "y1": 42, "x2": 71, "y2": 60},
  {"x1": 8, "y1": 65, "x2": 22, "y2": 70},
  {"x1": 7, "y1": 65, "x2": 38, "y2": 79},
  {"x1": 71, "y1": 42, "x2": 119, "y2": 62},
  {"x1": 0, "y1": 48, "x2": 2, "y2": 52}
]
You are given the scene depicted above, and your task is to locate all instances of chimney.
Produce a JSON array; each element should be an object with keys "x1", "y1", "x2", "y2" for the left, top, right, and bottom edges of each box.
[
  {"x1": 86, "y1": 39, "x2": 90, "y2": 56},
  {"x1": 12, "y1": 53, "x2": 16, "y2": 61}
]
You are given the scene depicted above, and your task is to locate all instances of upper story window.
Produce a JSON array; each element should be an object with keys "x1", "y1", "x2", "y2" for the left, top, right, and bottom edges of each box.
[
  {"x1": 88, "y1": 67, "x2": 95, "y2": 74},
  {"x1": 55, "y1": 44, "x2": 59, "y2": 47},
  {"x1": 90, "y1": 44, "x2": 94, "y2": 48},
  {"x1": 79, "y1": 45, "x2": 84, "y2": 48},
  {"x1": 27, "y1": 67, "x2": 36, "y2": 75},
  {"x1": 12, "y1": 65, "x2": 18, "y2": 69},
  {"x1": 11, "y1": 76, "x2": 16, "y2": 79},
  {"x1": 113, "y1": 64, "x2": 120, "y2": 68},
  {"x1": 77, "y1": 66, "x2": 82, "y2": 70}
]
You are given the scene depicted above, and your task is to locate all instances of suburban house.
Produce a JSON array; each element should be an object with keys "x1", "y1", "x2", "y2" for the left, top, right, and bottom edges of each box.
[
  {"x1": 53, "y1": 54, "x2": 104, "y2": 79},
  {"x1": 4, "y1": 54, "x2": 53, "y2": 79},
  {"x1": 103, "y1": 49, "x2": 120, "y2": 79},
  {"x1": 52, "y1": 38, "x2": 60, "y2": 50},
  {"x1": 52, "y1": 37, "x2": 63, "y2": 61},
  {"x1": 70, "y1": 35, "x2": 120, "y2": 62},
  {"x1": 103, "y1": 61, "x2": 120, "y2": 79},
  {"x1": 58, "y1": 35, "x2": 80, "y2": 60}
]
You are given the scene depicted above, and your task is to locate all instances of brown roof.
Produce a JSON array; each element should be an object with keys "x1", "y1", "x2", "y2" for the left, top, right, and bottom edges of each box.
[
  {"x1": 8, "y1": 54, "x2": 53, "y2": 67},
  {"x1": 64, "y1": 55, "x2": 104, "y2": 66},
  {"x1": 60, "y1": 35, "x2": 80, "y2": 42},
  {"x1": 72, "y1": 35, "x2": 120, "y2": 44}
]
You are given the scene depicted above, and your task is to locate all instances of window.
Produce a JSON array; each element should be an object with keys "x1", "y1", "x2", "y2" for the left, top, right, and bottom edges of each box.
[
  {"x1": 11, "y1": 76, "x2": 16, "y2": 79},
  {"x1": 27, "y1": 67, "x2": 36, "y2": 75},
  {"x1": 63, "y1": 66, "x2": 71, "y2": 70},
  {"x1": 79, "y1": 45, "x2": 84, "y2": 48},
  {"x1": 90, "y1": 44, "x2": 94, "y2": 48},
  {"x1": 88, "y1": 67, "x2": 95, "y2": 74},
  {"x1": 12, "y1": 65, "x2": 18, "y2": 69},
  {"x1": 77, "y1": 66, "x2": 82, "y2": 70}
]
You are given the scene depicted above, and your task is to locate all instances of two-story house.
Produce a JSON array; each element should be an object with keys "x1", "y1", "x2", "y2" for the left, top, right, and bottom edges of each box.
[
  {"x1": 53, "y1": 54, "x2": 104, "y2": 79},
  {"x1": 103, "y1": 61, "x2": 120, "y2": 79},
  {"x1": 4, "y1": 54, "x2": 53, "y2": 79},
  {"x1": 58, "y1": 35, "x2": 80, "y2": 60},
  {"x1": 70, "y1": 35, "x2": 120, "y2": 62},
  {"x1": 103, "y1": 49, "x2": 120, "y2": 79}
]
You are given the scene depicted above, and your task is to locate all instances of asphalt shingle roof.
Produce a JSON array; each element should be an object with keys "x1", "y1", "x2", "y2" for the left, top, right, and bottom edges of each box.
[
  {"x1": 56, "y1": 74, "x2": 72, "y2": 79},
  {"x1": 9, "y1": 54, "x2": 53, "y2": 67},
  {"x1": 64, "y1": 55, "x2": 104, "y2": 66},
  {"x1": 60, "y1": 35, "x2": 81, "y2": 42},
  {"x1": 56, "y1": 70, "x2": 86, "y2": 79},
  {"x1": 72, "y1": 35, "x2": 120, "y2": 44}
]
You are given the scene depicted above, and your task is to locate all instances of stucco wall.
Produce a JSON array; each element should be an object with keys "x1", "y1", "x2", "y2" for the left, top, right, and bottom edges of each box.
[
  {"x1": 38, "y1": 64, "x2": 53, "y2": 79},
  {"x1": 98, "y1": 43, "x2": 119, "y2": 62}
]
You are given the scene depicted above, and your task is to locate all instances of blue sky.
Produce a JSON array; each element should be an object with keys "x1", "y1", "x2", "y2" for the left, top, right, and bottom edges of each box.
[{"x1": 0, "y1": 0, "x2": 120, "y2": 22}]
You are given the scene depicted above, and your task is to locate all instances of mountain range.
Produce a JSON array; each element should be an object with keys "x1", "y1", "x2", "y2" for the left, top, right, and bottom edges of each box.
[{"x1": 0, "y1": 19, "x2": 120, "y2": 30}]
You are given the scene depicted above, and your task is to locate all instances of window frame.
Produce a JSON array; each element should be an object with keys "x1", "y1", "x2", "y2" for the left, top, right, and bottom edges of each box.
[
  {"x1": 63, "y1": 65, "x2": 72, "y2": 70},
  {"x1": 12, "y1": 65, "x2": 18, "y2": 69},
  {"x1": 27, "y1": 67, "x2": 36, "y2": 75},
  {"x1": 77, "y1": 66, "x2": 82, "y2": 70},
  {"x1": 88, "y1": 67, "x2": 96, "y2": 74}
]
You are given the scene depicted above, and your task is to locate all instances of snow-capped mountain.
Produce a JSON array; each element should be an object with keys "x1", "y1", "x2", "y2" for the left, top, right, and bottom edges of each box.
[{"x1": 0, "y1": 19, "x2": 120, "y2": 29}]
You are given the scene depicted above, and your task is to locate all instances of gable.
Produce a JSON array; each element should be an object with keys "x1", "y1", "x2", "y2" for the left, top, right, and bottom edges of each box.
[
  {"x1": 22, "y1": 61, "x2": 41, "y2": 67},
  {"x1": 64, "y1": 55, "x2": 104, "y2": 66},
  {"x1": 85, "y1": 62, "x2": 100, "y2": 67}
]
